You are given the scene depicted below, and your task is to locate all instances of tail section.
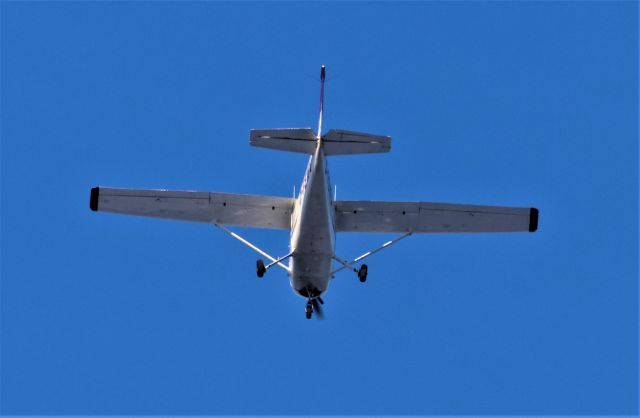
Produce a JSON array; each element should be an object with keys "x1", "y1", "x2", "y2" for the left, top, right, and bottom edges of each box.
[{"x1": 249, "y1": 65, "x2": 392, "y2": 156}]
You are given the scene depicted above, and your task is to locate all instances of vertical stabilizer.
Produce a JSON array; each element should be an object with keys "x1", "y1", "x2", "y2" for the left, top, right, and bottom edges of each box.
[{"x1": 318, "y1": 65, "x2": 325, "y2": 139}]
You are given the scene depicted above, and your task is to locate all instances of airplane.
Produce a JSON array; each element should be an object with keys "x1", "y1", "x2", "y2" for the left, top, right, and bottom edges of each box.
[{"x1": 89, "y1": 65, "x2": 539, "y2": 319}]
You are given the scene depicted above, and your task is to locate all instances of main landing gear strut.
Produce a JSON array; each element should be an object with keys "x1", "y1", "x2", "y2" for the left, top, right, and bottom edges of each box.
[
  {"x1": 213, "y1": 224, "x2": 293, "y2": 277},
  {"x1": 330, "y1": 231, "x2": 414, "y2": 282}
]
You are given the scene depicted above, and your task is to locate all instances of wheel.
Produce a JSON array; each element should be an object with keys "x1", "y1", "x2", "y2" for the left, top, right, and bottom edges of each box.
[
  {"x1": 305, "y1": 303, "x2": 312, "y2": 319},
  {"x1": 358, "y1": 264, "x2": 368, "y2": 283},
  {"x1": 256, "y1": 259, "x2": 266, "y2": 278}
]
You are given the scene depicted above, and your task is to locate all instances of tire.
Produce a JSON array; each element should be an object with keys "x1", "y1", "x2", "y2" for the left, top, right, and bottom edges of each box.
[
  {"x1": 358, "y1": 264, "x2": 368, "y2": 283},
  {"x1": 256, "y1": 259, "x2": 266, "y2": 278}
]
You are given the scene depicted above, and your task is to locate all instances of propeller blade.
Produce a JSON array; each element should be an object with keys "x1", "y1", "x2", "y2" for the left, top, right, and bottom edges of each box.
[{"x1": 311, "y1": 298, "x2": 325, "y2": 320}]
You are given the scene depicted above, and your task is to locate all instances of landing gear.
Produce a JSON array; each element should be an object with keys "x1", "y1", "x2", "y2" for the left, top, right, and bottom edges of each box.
[
  {"x1": 358, "y1": 264, "x2": 368, "y2": 283},
  {"x1": 303, "y1": 296, "x2": 325, "y2": 320},
  {"x1": 256, "y1": 259, "x2": 266, "y2": 278}
]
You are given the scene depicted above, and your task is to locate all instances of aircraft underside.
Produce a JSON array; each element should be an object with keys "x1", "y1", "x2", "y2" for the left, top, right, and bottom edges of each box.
[{"x1": 89, "y1": 65, "x2": 538, "y2": 320}]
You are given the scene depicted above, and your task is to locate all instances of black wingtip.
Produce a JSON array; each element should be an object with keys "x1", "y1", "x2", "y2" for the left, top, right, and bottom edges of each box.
[
  {"x1": 529, "y1": 208, "x2": 539, "y2": 232},
  {"x1": 90, "y1": 187, "x2": 99, "y2": 211}
]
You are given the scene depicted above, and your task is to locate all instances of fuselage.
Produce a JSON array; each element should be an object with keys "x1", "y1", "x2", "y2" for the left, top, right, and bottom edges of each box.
[{"x1": 288, "y1": 141, "x2": 335, "y2": 299}]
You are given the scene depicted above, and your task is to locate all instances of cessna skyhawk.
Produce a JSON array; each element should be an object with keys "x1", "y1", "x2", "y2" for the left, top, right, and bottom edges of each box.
[{"x1": 90, "y1": 65, "x2": 539, "y2": 319}]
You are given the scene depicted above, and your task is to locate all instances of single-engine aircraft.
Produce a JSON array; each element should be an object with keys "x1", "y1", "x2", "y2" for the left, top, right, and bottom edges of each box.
[{"x1": 90, "y1": 65, "x2": 539, "y2": 319}]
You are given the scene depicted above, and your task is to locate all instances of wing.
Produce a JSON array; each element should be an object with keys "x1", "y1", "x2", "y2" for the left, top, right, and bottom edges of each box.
[
  {"x1": 334, "y1": 200, "x2": 538, "y2": 233},
  {"x1": 90, "y1": 187, "x2": 294, "y2": 230}
]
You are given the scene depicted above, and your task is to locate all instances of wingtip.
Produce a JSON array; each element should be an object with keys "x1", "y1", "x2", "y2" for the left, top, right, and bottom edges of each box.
[
  {"x1": 529, "y1": 207, "x2": 539, "y2": 232},
  {"x1": 90, "y1": 187, "x2": 99, "y2": 211}
]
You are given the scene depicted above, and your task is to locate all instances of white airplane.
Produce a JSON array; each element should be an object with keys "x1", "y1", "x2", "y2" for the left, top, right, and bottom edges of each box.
[{"x1": 90, "y1": 65, "x2": 539, "y2": 319}]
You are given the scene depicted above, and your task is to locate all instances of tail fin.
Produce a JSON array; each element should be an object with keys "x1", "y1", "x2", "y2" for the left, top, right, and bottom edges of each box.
[{"x1": 318, "y1": 65, "x2": 325, "y2": 139}]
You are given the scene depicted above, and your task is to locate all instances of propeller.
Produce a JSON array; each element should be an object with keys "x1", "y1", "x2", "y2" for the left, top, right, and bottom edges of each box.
[{"x1": 311, "y1": 297, "x2": 325, "y2": 320}]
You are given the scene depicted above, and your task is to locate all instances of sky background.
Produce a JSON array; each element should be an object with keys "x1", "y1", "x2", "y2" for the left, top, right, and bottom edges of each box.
[{"x1": 1, "y1": 1, "x2": 638, "y2": 415}]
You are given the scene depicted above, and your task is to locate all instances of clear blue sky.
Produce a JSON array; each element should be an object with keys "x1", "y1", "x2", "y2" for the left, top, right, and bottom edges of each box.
[{"x1": 1, "y1": 2, "x2": 637, "y2": 415}]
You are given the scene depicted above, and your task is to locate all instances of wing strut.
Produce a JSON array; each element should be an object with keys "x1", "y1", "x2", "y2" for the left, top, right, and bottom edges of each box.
[
  {"x1": 330, "y1": 231, "x2": 413, "y2": 276},
  {"x1": 214, "y1": 224, "x2": 291, "y2": 273}
]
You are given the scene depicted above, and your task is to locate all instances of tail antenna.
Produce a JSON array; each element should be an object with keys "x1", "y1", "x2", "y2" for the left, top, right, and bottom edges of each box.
[{"x1": 318, "y1": 65, "x2": 325, "y2": 139}]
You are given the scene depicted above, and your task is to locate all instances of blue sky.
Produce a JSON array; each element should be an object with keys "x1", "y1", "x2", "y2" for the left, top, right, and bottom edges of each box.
[{"x1": 1, "y1": 1, "x2": 637, "y2": 415}]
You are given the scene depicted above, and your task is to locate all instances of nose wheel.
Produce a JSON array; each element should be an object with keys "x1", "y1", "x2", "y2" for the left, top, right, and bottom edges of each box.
[
  {"x1": 305, "y1": 302, "x2": 312, "y2": 319},
  {"x1": 304, "y1": 296, "x2": 325, "y2": 320}
]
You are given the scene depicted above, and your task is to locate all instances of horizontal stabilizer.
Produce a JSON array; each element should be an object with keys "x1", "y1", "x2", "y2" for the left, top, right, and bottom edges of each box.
[
  {"x1": 250, "y1": 128, "x2": 391, "y2": 156},
  {"x1": 250, "y1": 128, "x2": 317, "y2": 154},
  {"x1": 322, "y1": 129, "x2": 391, "y2": 155}
]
